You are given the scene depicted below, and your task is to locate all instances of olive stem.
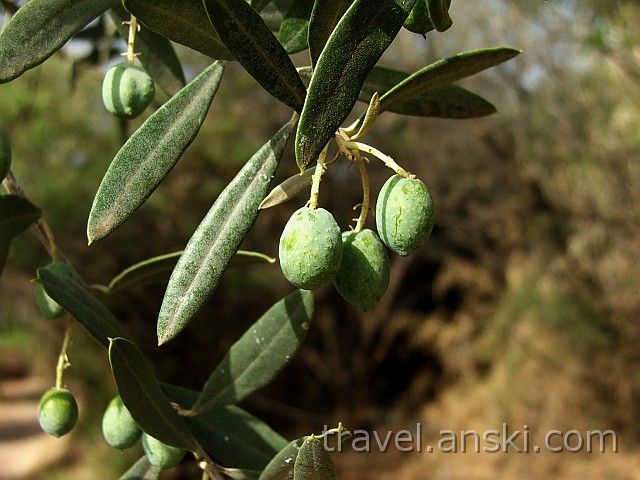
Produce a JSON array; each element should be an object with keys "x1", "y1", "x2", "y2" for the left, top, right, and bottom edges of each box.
[
  {"x1": 55, "y1": 321, "x2": 74, "y2": 389},
  {"x1": 124, "y1": 15, "x2": 139, "y2": 64},
  {"x1": 308, "y1": 143, "x2": 329, "y2": 210},
  {"x1": 353, "y1": 151, "x2": 370, "y2": 232},
  {"x1": 345, "y1": 141, "x2": 415, "y2": 179}
]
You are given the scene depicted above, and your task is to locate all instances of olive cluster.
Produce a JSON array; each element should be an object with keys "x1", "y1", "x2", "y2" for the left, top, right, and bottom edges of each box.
[
  {"x1": 279, "y1": 174, "x2": 434, "y2": 310},
  {"x1": 101, "y1": 395, "x2": 186, "y2": 470}
]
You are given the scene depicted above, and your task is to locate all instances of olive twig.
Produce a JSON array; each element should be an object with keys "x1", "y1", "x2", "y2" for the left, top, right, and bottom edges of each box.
[
  {"x1": 353, "y1": 151, "x2": 370, "y2": 232},
  {"x1": 345, "y1": 141, "x2": 415, "y2": 178},
  {"x1": 308, "y1": 143, "x2": 329, "y2": 210},
  {"x1": 55, "y1": 321, "x2": 74, "y2": 389},
  {"x1": 123, "y1": 15, "x2": 140, "y2": 64}
]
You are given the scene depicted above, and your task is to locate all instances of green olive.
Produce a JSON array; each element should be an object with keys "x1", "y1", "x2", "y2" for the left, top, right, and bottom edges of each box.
[
  {"x1": 142, "y1": 433, "x2": 186, "y2": 470},
  {"x1": 102, "y1": 395, "x2": 142, "y2": 449},
  {"x1": 0, "y1": 128, "x2": 11, "y2": 181},
  {"x1": 38, "y1": 387, "x2": 78, "y2": 437},
  {"x1": 279, "y1": 207, "x2": 343, "y2": 290},
  {"x1": 333, "y1": 229, "x2": 390, "y2": 310},
  {"x1": 102, "y1": 63, "x2": 155, "y2": 119},
  {"x1": 376, "y1": 175, "x2": 435, "y2": 256}
]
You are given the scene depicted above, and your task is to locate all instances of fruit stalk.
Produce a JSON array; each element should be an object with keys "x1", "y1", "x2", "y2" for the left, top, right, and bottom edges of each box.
[
  {"x1": 353, "y1": 151, "x2": 370, "y2": 232},
  {"x1": 308, "y1": 143, "x2": 329, "y2": 210},
  {"x1": 346, "y1": 141, "x2": 414, "y2": 179},
  {"x1": 55, "y1": 321, "x2": 73, "y2": 389},
  {"x1": 125, "y1": 15, "x2": 139, "y2": 64}
]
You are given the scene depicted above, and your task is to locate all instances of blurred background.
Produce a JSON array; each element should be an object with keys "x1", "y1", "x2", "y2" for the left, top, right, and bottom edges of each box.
[{"x1": 1, "y1": 0, "x2": 639, "y2": 478}]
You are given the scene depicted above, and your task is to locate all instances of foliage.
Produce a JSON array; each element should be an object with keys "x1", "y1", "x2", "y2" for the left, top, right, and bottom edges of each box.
[{"x1": 0, "y1": 0, "x2": 520, "y2": 478}]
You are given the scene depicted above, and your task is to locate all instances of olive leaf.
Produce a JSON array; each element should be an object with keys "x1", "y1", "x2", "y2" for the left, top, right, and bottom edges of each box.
[
  {"x1": 295, "y1": 0, "x2": 417, "y2": 171},
  {"x1": 259, "y1": 437, "x2": 306, "y2": 480},
  {"x1": 157, "y1": 120, "x2": 295, "y2": 345},
  {"x1": 0, "y1": 194, "x2": 41, "y2": 244},
  {"x1": 307, "y1": 0, "x2": 352, "y2": 68},
  {"x1": 119, "y1": 455, "x2": 160, "y2": 480},
  {"x1": 203, "y1": 0, "x2": 307, "y2": 112},
  {"x1": 427, "y1": 0, "x2": 453, "y2": 32},
  {"x1": 259, "y1": 166, "x2": 315, "y2": 210},
  {"x1": 122, "y1": 0, "x2": 234, "y2": 60},
  {"x1": 278, "y1": 0, "x2": 314, "y2": 54},
  {"x1": 37, "y1": 268, "x2": 125, "y2": 347},
  {"x1": 259, "y1": 0, "x2": 296, "y2": 31},
  {"x1": 87, "y1": 61, "x2": 225, "y2": 244},
  {"x1": 105, "y1": 250, "x2": 275, "y2": 294},
  {"x1": 378, "y1": 47, "x2": 521, "y2": 114},
  {"x1": 0, "y1": 0, "x2": 117, "y2": 83},
  {"x1": 110, "y1": 5, "x2": 186, "y2": 97},
  {"x1": 162, "y1": 384, "x2": 288, "y2": 470},
  {"x1": 293, "y1": 435, "x2": 336, "y2": 480},
  {"x1": 109, "y1": 338, "x2": 199, "y2": 451},
  {"x1": 187, "y1": 289, "x2": 314, "y2": 415},
  {"x1": 403, "y1": 0, "x2": 434, "y2": 35}
]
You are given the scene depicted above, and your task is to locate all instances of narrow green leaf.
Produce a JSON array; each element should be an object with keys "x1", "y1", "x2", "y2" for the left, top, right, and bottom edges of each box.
[
  {"x1": 378, "y1": 47, "x2": 521, "y2": 114},
  {"x1": 295, "y1": 0, "x2": 416, "y2": 171},
  {"x1": 123, "y1": 0, "x2": 234, "y2": 60},
  {"x1": 106, "y1": 250, "x2": 275, "y2": 293},
  {"x1": 87, "y1": 61, "x2": 225, "y2": 243},
  {"x1": 189, "y1": 289, "x2": 314, "y2": 414},
  {"x1": 278, "y1": 0, "x2": 314, "y2": 54},
  {"x1": 427, "y1": 0, "x2": 452, "y2": 32},
  {"x1": 307, "y1": 0, "x2": 352, "y2": 68},
  {"x1": 259, "y1": 437, "x2": 306, "y2": 480},
  {"x1": 119, "y1": 456, "x2": 160, "y2": 480},
  {"x1": 293, "y1": 436, "x2": 336, "y2": 480},
  {"x1": 37, "y1": 269, "x2": 125, "y2": 347},
  {"x1": 0, "y1": 194, "x2": 41, "y2": 244},
  {"x1": 109, "y1": 338, "x2": 198, "y2": 451},
  {"x1": 0, "y1": 0, "x2": 117, "y2": 83},
  {"x1": 203, "y1": 0, "x2": 306, "y2": 111},
  {"x1": 157, "y1": 120, "x2": 295, "y2": 345},
  {"x1": 162, "y1": 384, "x2": 288, "y2": 470},
  {"x1": 358, "y1": 67, "x2": 496, "y2": 119},
  {"x1": 259, "y1": 166, "x2": 315, "y2": 210},
  {"x1": 110, "y1": 5, "x2": 186, "y2": 97}
]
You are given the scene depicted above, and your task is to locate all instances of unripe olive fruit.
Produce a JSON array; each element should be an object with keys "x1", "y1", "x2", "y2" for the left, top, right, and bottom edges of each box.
[
  {"x1": 333, "y1": 229, "x2": 390, "y2": 310},
  {"x1": 102, "y1": 395, "x2": 142, "y2": 449},
  {"x1": 142, "y1": 433, "x2": 186, "y2": 470},
  {"x1": 34, "y1": 262, "x2": 78, "y2": 319},
  {"x1": 376, "y1": 175, "x2": 435, "y2": 256},
  {"x1": 102, "y1": 63, "x2": 155, "y2": 119},
  {"x1": 279, "y1": 207, "x2": 343, "y2": 290},
  {"x1": 0, "y1": 128, "x2": 11, "y2": 181},
  {"x1": 37, "y1": 387, "x2": 78, "y2": 438}
]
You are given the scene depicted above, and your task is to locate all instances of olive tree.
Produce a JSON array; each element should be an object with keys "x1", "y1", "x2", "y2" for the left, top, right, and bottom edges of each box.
[{"x1": 0, "y1": 0, "x2": 519, "y2": 478}]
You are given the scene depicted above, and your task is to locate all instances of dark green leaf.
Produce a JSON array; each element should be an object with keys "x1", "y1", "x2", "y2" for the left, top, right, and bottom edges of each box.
[
  {"x1": 295, "y1": 0, "x2": 416, "y2": 171},
  {"x1": 189, "y1": 289, "x2": 314, "y2": 414},
  {"x1": 359, "y1": 66, "x2": 496, "y2": 118},
  {"x1": 0, "y1": 194, "x2": 41, "y2": 244},
  {"x1": 378, "y1": 47, "x2": 521, "y2": 115},
  {"x1": 108, "y1": 338, "x2": 198, "y2": 451},
  {"x1": 259, "y1": 437, "x2": 306, "y2": 480},
  {"x1": 203, "y1": 0, "x2": 306, "y2": 111},
  {"x1": 106, "y1": 250, "x2": 275, "y2": 293},
  {"x1": 403, "y1": 0, "x2": 433, "y2": 35},
  {"x1": 123, "y1": 0, "x2": 234, "y2": 60},
  {"x1": 110, "y1": 5, "x2": 186, "y2": 97},
  {"x1": 87, "y1": 61, "x2": 225, "y2": 243},
  {"x1": 157, "y1": 120, "x2": 295, "y2": 345},
  {"x1": 0, "y1": 0, "x2": 117, "y2": 83},
  {"x1": 37, "y1": 269, "x2": 124, "y2": 347},
  {"x1": 307, "y1": 0, "x2": 352, "y2": 67},
  {"x1": 278, "y1": 0, "x2": 314, "y2": 54},
  {"x1": 119, "y1": 456, "x2": 160, "y2": 480},
  {"x1": 259, "y1": 166, "x2": 315, "y2": 210},
  {"x1": 293, "y1": 436, "x2": 336, "y2": 480},
  {"x1": 427, "y1": 0, "x2": 452, "y2": 32},
  {"x1": 162, "y1": 384, "x2": 288, "y2": 470}
]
